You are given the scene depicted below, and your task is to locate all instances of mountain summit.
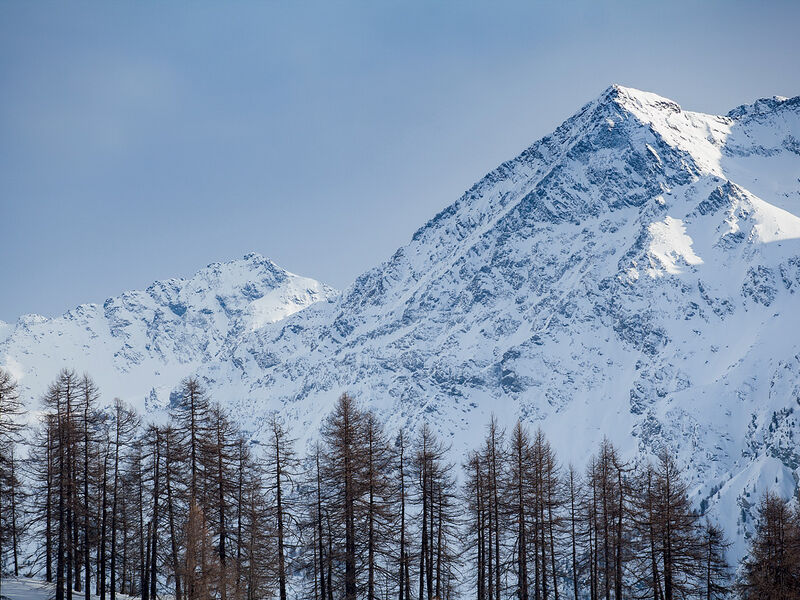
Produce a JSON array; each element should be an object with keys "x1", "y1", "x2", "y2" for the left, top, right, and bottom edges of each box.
[
  {"x1": 3, "y1": 86, "x2": 800, "y2": 555},
  {"x1": 0, "y1": 252, "x2": 337, "y2": 415}
]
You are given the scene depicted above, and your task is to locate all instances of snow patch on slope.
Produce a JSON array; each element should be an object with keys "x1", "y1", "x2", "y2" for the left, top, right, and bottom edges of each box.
[
  {"x1": 245, "y1": 274, "x2": 333, "y2": 330},
  {"x1": 647, "y1": 216, "x2": 703, "y2": 275},
  {"x1": 0, "y1": 578, "x2": 136, "y2": 600}
]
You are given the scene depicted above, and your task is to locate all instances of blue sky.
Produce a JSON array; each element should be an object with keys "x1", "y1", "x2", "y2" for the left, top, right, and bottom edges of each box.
[{"x1": 2, "y1": 0, "x2": 799, "y2": 321}]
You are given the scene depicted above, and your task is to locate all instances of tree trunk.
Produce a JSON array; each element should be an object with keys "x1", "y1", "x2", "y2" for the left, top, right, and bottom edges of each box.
[
  {"x1": 150, "y1": 432, "x2": 160, "y2": 600},
  {"x1": 316, "y1": 451, "x2": 326, "y2": 600},
  {"x1": 110, "y1": 418, "x2": 120, "y2": 600},
  {"x1": 47, "y1": 428, "x2": 54, "y2": 583},
  {"x1": 419, "y1": 464, "x2": 427, "y2": 600},
  {"x1": 276, "y1": 441, "x2": 286, "y2": 600},
  {"x1": 99, "y1": 446, "x2": 109, "y2": 600},
  {"x1": 435, "y1": 490, "x2": 443, "y2": 600},
  {"x1": 56, "y1": 399, "x2": 66, "y2": 600},
  {"x1": 398, "y1": 438, "x2": 406, "y2": 600},
  {"x1": 165, "y1": 435, "x2": 181, "y2": 600},
  {"x1": 139, "y1": 455, "x2": 148, "y2": 600},
  {"x1": 615, "y1": 469, "x2": 623, "y2": 600},
  {"x1": 83, "y1": 403, "x2": 91, "y2": 600},
  {"x1": 10, "y1": 451, "x2": 20, "y2": 576},
  {"x1": 477, "y1": 464, "x2": 485, "y2": 600}
]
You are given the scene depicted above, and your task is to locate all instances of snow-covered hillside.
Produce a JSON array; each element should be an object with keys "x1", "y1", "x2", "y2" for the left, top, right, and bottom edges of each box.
[
  {"x1": 0, "y1": 252, "x2": 337, "y2": 422},
  {"x1": 3, "y1": 85, "x2": 800, "y2": 557}
]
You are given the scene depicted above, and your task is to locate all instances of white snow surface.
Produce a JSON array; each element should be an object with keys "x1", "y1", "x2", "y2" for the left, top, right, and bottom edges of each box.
[
  {"x1": 0, "y1": 578, "x2": 135, "y2": 600},
  {"x1": 647, "y1": 216, "x2": 704, "y2": 275},
  {"x1": 4, "y1": 85, "x2": 800, "y2": 560},
  {"x1": 0, "y1": 252, "x2": 337, "y2": 424}
]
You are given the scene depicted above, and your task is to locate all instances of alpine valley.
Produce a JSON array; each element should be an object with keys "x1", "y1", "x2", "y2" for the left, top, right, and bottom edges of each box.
[{"x1": 3, "y1": 85, "x2": 800, "y2": 557}]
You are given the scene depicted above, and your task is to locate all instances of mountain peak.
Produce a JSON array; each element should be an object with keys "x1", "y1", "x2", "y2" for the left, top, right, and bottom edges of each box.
[
  {"x1": 596, "y1": 84, "x2": 683, "y2": 120},
  {"x1": 601, "y1": 84, "x2": 800, "y2": 124},
  {"x1": 241, "y1": 251, "x2": 275, "y2": 266},
  {"x1": 203, "y1": 251, "x2": 283, "y2": 276},
  {"x1": 727, "y1": 93, "x2": 800, "y2": 119},
  {"x1": 0, "y1": 254, "x2": 338, "y2": 410}
]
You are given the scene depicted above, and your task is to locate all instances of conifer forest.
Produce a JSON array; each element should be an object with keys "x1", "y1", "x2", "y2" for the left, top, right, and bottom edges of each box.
[{"x1": 0, "y1": 367, "x2": 798, "y2": 600}]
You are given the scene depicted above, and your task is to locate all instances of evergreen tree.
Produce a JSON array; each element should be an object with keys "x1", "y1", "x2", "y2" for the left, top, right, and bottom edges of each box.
[
  {"x1": 0, "y1": 367, "x2": 23, "y2": 596},
  {"x1": 184, "y1": 500, "x2": 219, "y2": 600},
  {"x1": 172, "y1": 378, "x2": 210, "y2": 502},
  {"x1": 7, "y1": 370, "x2": 795, "y2": 600},
  {"x1": 413, "y1": 423, "x2": 458, "y2": 600},
  {"x1": 652, "y1": 451, "x2": 702, "y2": 600},
  {"x1": 320, "y1": 393, "x2": 366, "y2": 600},
  {"x1": 584, "y1": 439, "x2": 629, "y2": 600},
  {"x1": 0, "y1": 367, "x2": 23, "y2": 446},
  {"x1": 263, "y1": 413, "x2": 298, "y2": 600},
  {"x1": 204, "y1": 403, "x2": 238, "y2": 600},
  {"x1": 109, "y1": 398, "x2": 140, "y2": 600},
  {"x1": 505, "y1": 422, "x2": 532, "y2": 600},
  {"x1": 739, "y1": 492, "x2": 800, "y2": 600},
  {"x1": 701, "y1": 521, "x2": 730, "y2": 600},
  {"x1": 394, "y1": 430, "x2": 412, "y2": 600},
  {"x1": 360, "y1": 411, "x2": 393, "y2": 600},
  {"x1": 162, "y1": 424, "x2": 187, "y2": 600}
]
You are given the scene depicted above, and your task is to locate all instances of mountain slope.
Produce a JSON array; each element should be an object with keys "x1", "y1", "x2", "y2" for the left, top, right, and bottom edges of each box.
[
  {"x1": 3, "y1": 85, "x2": 800, "y2": 556},
  {"x1": 0, "y1": 252, "x2": 337, "y2": 418},
  {"x1": 215, "y1": 86, "x2": 800, "y2": 555}
]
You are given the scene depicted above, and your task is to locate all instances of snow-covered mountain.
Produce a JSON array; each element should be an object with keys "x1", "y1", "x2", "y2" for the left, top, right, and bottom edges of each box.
[
  {"x1": 3, "y1": 85, "x2": 800, "y2": 556},
  {"x1": 0, "y1": 252, "x2": 337, "y2": 418}
]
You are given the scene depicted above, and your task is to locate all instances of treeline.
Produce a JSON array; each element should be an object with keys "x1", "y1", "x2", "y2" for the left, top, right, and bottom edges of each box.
[{"x1": 0, "y1": 367, "x2": 799, "y2": 600}]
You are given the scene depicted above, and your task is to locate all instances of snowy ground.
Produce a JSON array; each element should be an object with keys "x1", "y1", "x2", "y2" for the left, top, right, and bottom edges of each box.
[
  {"x1": 1, "y1": 579, "x2": 53, "y2": 600},
  {"x1": 0, "y1": 578, "x2": 134, "y2": 600}
]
